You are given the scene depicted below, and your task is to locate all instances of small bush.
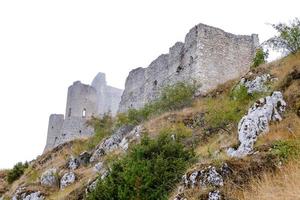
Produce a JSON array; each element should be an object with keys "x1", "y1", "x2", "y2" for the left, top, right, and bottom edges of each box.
[
  {"x1": 73, "y1": 114, "x2": 114, "y2": 154},
  {"x1": 87, "y1": 132, "x2": 194, "y2": 200},
  {"x1": 7, "y1": 162, "x2": 28, "y2": 184},
  {"x1": 271, "y1": 140, "x2": 300, "y2": 162},
  {"x1": 117, "y1": 82, "x2": 196, "y2": 126},
  {"x1": 265, "y1": 18, "x2": 300, "y2": 54},
  {"x1": 205, "y1": 85, "x2": 263, "y2": 130},
  {"x1": 251, "y1": 48, "x2": 268, "y2": 68},
  {"x1": 86, "y1": 114, "x2": 114, "y2": 149}
]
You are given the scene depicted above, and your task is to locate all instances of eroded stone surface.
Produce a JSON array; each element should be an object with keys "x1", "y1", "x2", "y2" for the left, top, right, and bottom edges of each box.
[
  {"x1": 40, "y1": 168, "x2": 57, "y2": 187},
  {"x1": 240, "y1": 74, "x2": 271, "y2": 94},
  {"x1": 12, "y1": 188, "x2": 44, "y2": 200},
  {"x1": 67, "y1": 156, "x2": 80, "y2": 170},
  {"x1": 86, "y1": 179, "x2": 99, "y2": 193},
  {"x1": 93, "y1": 162, "x2": 108, "y2": 179},
  {"x1": 60, "y1": 172, "x2": 76, "y2": 189},
  {"x1": 208, "y1": 190, "x2": 221, "y2": 200},
  {"x1": 89, "y1": 125, "x2": 139, "y2": 162},
  {"x1": 119, "y1": 23, "x2": 259, "y2": 112},
  {"x1": 23, "y1": 192, "x2": 44, "y2": 200},
  {"x1": 45, "y1": 73, "x2": 123, "y2": 152},
  {"x1": 174, "y1": 164, "x2": 229, "y2": 200},
  {"x1": 228, "y1": 91, "x2": 286, "y2": 157}
]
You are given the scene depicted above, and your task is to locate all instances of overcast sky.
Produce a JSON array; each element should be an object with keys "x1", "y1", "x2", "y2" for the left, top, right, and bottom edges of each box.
[{"x1": 0, "y1": 0, "x2": 298, "y2": 169}]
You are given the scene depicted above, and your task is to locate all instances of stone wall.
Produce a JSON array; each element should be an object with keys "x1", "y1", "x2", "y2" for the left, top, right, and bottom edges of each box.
[
  {"x1": 44, "y1": 73, "x2": 122, "y2": 152},
  {"x1": 118, "y1": 23, "x2": 259, "y2": 112},
  {"x1": 91, "y1": 73, "x2": 123, "y2": 116}
]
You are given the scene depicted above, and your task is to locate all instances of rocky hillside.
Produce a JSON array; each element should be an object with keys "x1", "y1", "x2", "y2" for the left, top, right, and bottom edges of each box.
[{"x1": 0, "y1": 52, "x2": 299, "y2": 200}]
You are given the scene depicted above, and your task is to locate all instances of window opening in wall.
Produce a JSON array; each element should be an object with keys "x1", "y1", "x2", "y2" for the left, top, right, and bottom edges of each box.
[
  {"x1": 79, "y1": 130, "x2": 82, "y2": 134},
  {"x1": 82, "y1": 108, "x2": 86, "y2": 118},
  {"x1": 68, "y1": 108, "x2": 71, "y2": 117},
  {"x1": 153, "y1": 80, "x2": 158, "y2": 86},
  {"x1": 189, "y1": 56, "x2": 194, "y2": 66},
  {"x1": 176, "y1": 65, "x2": 184, "y2": 73}
]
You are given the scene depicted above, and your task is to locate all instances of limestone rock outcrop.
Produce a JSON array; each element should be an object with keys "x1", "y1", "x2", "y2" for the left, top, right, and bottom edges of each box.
[
  {"x1": 60, "y1": 172, "x2": 76, "y2": 189},
  {"x1": 67, "y1": 156, "x2": 80, "y2": 170},
  {"x1": 228, "y1": 91, "x2": 286, "y2": 157},
  {"x1": 40, "y1": 168, "x2": 58, "y2": 187},
  {"x1": 90, "y1": 125, "x2": 134, "y2": 162},
  {"x1": 240, "y1": 74, "x2": 272, "y2": 94},
  {"x1": 22, "y1": 192, "x2": 44, "y2": 200},
  {"x1": 12, "y1": 187, "x2": 44, "y2": 200},
  {"x1": 208, "y1": 190, "x2": 221, "y2": 200},
  {"x1": 174, "y1": 163, "x2": 230, "y2": 200}
]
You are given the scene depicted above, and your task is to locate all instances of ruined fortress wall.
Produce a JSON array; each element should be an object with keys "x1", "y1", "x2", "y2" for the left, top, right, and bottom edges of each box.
[
  {"x1": 118, "y1": 24, "x2": 259, "y2": 112},
  {"x1": 65, "y1": 81, "x2": 98, "y2": 118},
  {"x1": 91, "y1": 72, "x2": 107, "y2": 115},
  {"x1": 91, "y1": 72, "x2": 123, "y2": 116},
  {"x1": 44, "y1": 114, "x2": 64, "y2": 151},
  {"x1": 106, "y1": 86, "x2": 123, "y2": 115},
  {"x1": 44, "y1": 73, "x2": 123, "y2": 152}
]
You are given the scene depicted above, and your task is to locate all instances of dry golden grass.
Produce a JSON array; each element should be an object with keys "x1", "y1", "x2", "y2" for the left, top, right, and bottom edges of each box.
[
  {"x1": 242, "y1": 160, "x2": 300, "y2": 200},
  {"x1": 256, "y1": 112, "x2": 300, "y2": 147},
  {"x1": 48, "y1": 167, "x2": 95, "y2": 200},
  {"x1": 268, "y1": 53, "x2": 300, "y2": 83}
]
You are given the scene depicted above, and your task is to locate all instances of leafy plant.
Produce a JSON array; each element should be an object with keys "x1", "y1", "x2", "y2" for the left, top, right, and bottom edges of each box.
[
  {"x1": 265, "y1": 18, "x2": 300, "y2": 54},
  {"x1": 7, "y1": 162, "x2": 29, "y2": 184},
  {"x1": 271, "y1": 140, "x2": 300, "y2": 162},
  {"x1": 73, "y1": 114, "x2": 114, "y2": 155},
  {"x1": 117, "y1": 82, "x2": 196, "y2": 126},
  {"x1": 87, "y1": 132, "x2": 194, "y2": 200},
  {"x1": 251, "y1": 48, "x2": 269, "y2": 68},
  {"x1": 205, "y1": 85, "x2": 263, "y2": 130}
]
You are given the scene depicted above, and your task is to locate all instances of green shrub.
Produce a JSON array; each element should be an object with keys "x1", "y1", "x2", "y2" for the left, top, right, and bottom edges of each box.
[
  {"x1": 73, "y1": 114, "x2": 114, "y2": 154},
  {"x1": 117, "y1": 82, "x2": 196, "y2": 126},
  {"x1": 7, "y1": 162, "x2": 29, "y2": 184},
  {"x1": 265, "y1": 18, "x2": 300, "y2": 54},
  {"x1": 86, "y1": 114, "x2": 114, "y2": 150},
  {"x1": 271, "y1": 140, "x2": 300, "y2": 162},
  {"x1": 87, "y1": 133, "x2": 194, "y2": 200},
  {"x1": 205, "y1": 85, "x2": 263, "y2": 130},
  {"x1": 251, "y1": 48, "x2": 268, "y2": 68}
]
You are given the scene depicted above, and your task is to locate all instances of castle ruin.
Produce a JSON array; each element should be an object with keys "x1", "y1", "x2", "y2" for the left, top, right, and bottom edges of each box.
[
  {"x1": 44, "y1": 73, "x2": 122, "y2": 152},
  {"x1": 45, "y1": 23, "x2": 259, "y2": 151},
  {"x1": 118, "y1": 23, "x2": 259, "y2": 112}
]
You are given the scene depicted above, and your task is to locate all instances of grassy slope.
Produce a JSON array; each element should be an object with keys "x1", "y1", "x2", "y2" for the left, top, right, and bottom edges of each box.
[{"x1": 1, "y1": 53, "x2": 299, "y2": 199}]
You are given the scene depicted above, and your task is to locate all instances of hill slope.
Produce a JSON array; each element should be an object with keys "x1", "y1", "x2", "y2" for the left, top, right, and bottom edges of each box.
[{"x1": 1, "y1": 52, "x2": 299, "y2": 200}]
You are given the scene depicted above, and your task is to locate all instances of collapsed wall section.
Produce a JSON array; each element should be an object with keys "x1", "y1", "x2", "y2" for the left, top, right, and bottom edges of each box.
[{"x1": 118, "y1": 23, "x2": 259, "y2": 112}]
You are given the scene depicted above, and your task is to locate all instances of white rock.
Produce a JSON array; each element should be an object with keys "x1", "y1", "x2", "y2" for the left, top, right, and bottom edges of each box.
[
  {"x1": 207, "y1": 167, "x2": 223, "y2": 187},
  {"x1": 86, "y1": 179, "x2": 99, "y2": 193},
  {"x1": 240, "y1": 74, "x2": 271, "y2": 94},
  {"x1": 60, "y1": 172, "x2": 76, "y2": 189},
  {"x1": 40, "y1": 168, "x2": 57, "y2": 187},
  {"x1": 182, "y1": 165, "x2": 223, "y2": 188},
  {"x1": 208, "y1": 190, "x2": 221, "y2": 200},
  {"x1": 93, "y1": 162, "x2": 104, "y2": 173},
  {"x1": 228, "y1": 91, "x2": 286, "y2": 157},
  {"x1": 68, "y1": 156, "x2": 79, "y2": 170},
  {"x1": 23, "y1": 192, "x2": 44, "y2": 200},
  {"x1": 189, "y1": 171, "x2": 198, "y2": 188},
  {"x1": 90, "y1": 125, "x2": 143, "y2": 162}
]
